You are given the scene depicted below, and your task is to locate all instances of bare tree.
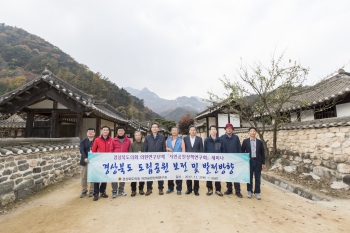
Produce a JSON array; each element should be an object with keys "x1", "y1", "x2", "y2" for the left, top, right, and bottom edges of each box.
[{"x1": 208, "y1": 52, "x2": 309, "y2": 166}]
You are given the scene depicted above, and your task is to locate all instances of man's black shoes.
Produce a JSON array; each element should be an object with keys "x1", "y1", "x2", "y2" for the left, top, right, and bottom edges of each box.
[
  {"x1": 224, "y1": 190, "x2": 233, "y2": 195},
  {"x1": 236, "y1": 192, "x2": 243, "y2": 198},
  {"x1": 100, "y1": 192, "x2": 109, "y2": 198},
  {"x1": 185, "y1": 190, "x2": 192, "y2": 195}
]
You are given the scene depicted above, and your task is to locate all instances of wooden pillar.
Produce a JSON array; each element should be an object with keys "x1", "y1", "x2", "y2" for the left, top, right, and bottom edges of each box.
[
  {"x1": 50, "y1": 110, "x2": 58, "y2": 138},
  {"x1": 75, "y1": 113, "x2": 83, "y2": 138},
  {"x1": 96, "y1": 117, "x2": 101, "y2": 135},
  {"x1": 25, "y1": 110, "x2": 34, "y2": 138},
  {"x1": 51, "y1": 101, "x2": 59, "y2": 138}
]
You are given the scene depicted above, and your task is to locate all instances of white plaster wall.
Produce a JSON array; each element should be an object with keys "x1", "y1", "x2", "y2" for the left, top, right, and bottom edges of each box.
[
  {"x1": 218, "y1": 114, "x2": 228, "y2": 127},
  {"x1": 218, "y1": 128, "x2": 225, "y2": 136},
  {"x1": 336, "y1": 103, "x2": 350, "y2": 117},
  {"x1": 230, "y1": 114, "x2": 240, "y2": 127},
  {"x1": 28, "y1": 99, "x2": 53, "y2": 108},
  {"x1": 82, "y1": 118, "x2": 96, "y2": 137},
  {"x1": 301, "y1": 110, "x2": 314, "y2": 122},
  {"x1": 218, "y1": 114, "x2": 240, "y2": 127},
  {"x1": 208, "y1": 117, "x2": 216, "y2": 127},
  {"x1": 57, "y1": 103, "x2": 68, "y2": 109},
  {"x1": 290, "y1": 112, "x2": 298, "y2": 122}
]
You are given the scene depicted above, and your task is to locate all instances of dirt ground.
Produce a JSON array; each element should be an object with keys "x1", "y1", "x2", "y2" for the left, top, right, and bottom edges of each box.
[{"x1": 0, "y1": 178, "x2": 349, "y2": 233}]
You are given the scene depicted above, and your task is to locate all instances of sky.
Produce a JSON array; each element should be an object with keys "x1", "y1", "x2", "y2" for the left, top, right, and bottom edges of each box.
[{"x1": 1, "y1": 0, "x2": 350, "y2": 100}]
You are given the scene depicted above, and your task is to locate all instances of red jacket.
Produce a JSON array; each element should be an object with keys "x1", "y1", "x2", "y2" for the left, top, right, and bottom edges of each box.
[
  {"x1": 92, "y1": 135, "x2": 112, "y2": 152},
  {"x1": 110, "y1": 135, "x2": 131, "y2": 152}
]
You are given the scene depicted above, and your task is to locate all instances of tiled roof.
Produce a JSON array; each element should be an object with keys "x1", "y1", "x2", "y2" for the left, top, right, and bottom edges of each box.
[
  {"x1": 0, "y1": 71, "x2": 128, "y2": 124},
  {"x1": 196, "y1": 71, "x2": 350, "y2": 119},
  {"x1": 234, "y1": 116, "x2": 350, "y2": 133},
  {"x1": 283, "y1": 73, "x2": 350, "y2": 110},
  {"x1": 0, "y1": 138, "x2": 80, "y2": 157},
  {"x1": 0, "y1": 114, "x2": 26, "y2": 128},
  {"x1": 194, "y1": 118, "x2": 206, "y2": 127},
  {"x1": 127, "y1": 118, "x2": 148, "y2": 133}
]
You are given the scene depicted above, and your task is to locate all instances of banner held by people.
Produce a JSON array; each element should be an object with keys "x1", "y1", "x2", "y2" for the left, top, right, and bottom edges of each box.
[{"x1": 88, "y1": 152, "x2": 250, "y2": 183}]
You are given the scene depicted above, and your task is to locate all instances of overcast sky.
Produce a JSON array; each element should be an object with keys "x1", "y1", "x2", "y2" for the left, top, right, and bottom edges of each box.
[{"x1": 1, "y1": 0, "x2": 349, "y2": 99}]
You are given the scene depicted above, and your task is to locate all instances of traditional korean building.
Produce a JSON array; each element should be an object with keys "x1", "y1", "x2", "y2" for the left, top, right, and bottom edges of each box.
[
  {"x1": 196, "y1": 69, "x2": 350, "y2": 137},
  {"x1": 0, "y1": 67, "x2": 128, "y2": 139}
]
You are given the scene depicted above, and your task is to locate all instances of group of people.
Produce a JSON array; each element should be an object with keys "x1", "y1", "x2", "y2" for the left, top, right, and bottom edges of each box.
[{"x1": 79, "y1": 122, "x2": 265, "y2": 201}]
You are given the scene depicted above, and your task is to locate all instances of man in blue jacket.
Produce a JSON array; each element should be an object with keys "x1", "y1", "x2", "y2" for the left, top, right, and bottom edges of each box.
[
  {"x1": 166, "y1": 126, "x2": 185, "y2": 195},
  {"x1": 204, "y1": 125, "x2": 225, "y2": 197},
  {"x1": 79, "y1": 128, "x2": 95, "y2": 198},
  {"x1": 220, "y1": 123, "x2": 243, "y2": 198},
  {"x1": 241, "y1": 127, "x2": 266, "y2": 200},
  {"x1": 143, "y1": 123, "x2": 166, "y2": 196}
]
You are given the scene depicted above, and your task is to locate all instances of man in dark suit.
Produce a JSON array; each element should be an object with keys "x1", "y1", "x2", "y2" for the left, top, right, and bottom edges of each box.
[
  {"x1": 220, "y1": 123, "x2": 243, "y2": 198},
  {"x1": 241, "y1": 127, "x2": 266, "y2": 200},
  {"x1": 182, "y1": 125, "x2": 203, "y2": 196},
  {"x1": 143, "y1": 123, "x2": 166, "y2": 196}
]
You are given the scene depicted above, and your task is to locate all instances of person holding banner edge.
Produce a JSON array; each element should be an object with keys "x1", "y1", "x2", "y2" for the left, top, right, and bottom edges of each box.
[
  {"x1": 129, "y1": 131, "x2": 145, "y2": 197},
  {"x1": 143, "y1": 123, "x2": 166, "y2": 196},
  {"x1": 241, "y1": 126, "x2": 266, "y2": 200},
  {"x1": 182, "y1": 125, "x2": 203, "y2": 196},
  {"x1": 91, "y1": 126, "x2": 112, "y2": 201},
  {"x1": 204, "y1": 125, "x2": 225, "y2": 197},
  {"x1": 166, "y1": 126, "x2": 185, "y2": 195},
  {"x1": 110, "y1": 125, "x2": 131, "y2": 198},
  {"x1": 220, "y1": 123, "x2": 243, "y2": 198},
  {"x1": 79, "y1": 128, "x2": 96, "y2": 198}
]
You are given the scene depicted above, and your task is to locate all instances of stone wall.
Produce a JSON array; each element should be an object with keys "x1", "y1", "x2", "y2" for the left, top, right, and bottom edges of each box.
[
  {"x1": 235, "y1": 125, "x2": 350, "y2": 184},
  {"x1": 0, "y1": 138, "x2": 81, "y2": 206}
]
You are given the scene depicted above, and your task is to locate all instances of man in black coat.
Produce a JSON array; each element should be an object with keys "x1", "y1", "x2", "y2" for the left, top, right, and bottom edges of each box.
[
  {"x1": 182, "y1": 125, "x2": 203, "y2": 196},
  {"x1": 143, "y1": 123, "x2": 166, "y2": 196},
  {"x1": 220, "y1": 123, "x2": 243, "y2": 198},
  {"x1": 79, "y1": 128, "x2": 96, "y2": 198},
  {"x1": 204, "y1": 125, "x2": 225, "y2": 197},
  {"x1": 241, "y1": 127, "x2": 266, "y2": 200}
]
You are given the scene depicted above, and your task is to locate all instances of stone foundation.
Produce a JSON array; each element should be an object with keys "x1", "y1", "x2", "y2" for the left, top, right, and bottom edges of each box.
[
  {"x1": 0, "y1": 138, "x2": 81, "y2": 206},
  {"x1": 235, "y1": 125, "x2": 350, "y2": 185}
]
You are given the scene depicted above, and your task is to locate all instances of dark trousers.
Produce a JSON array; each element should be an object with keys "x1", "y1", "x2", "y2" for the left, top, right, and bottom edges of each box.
[
  {"x1": 186, "y1": 180, "x2": 199, "y2": 192},
  {"x1": 206, "y1": 181, "x2": 221, "y2": 191},
  {"x1": 226, "y1": 182, "x2": 241, "y2": 193},
  {"x1": 147, "y1": 180, "x2": 164, "y2": 190},
  {"x1": 94, "y1": 182, "x2": 106, "y2": 194},
  {"x1": 247, "y1": 159, "x2": 262, "y2": 194},
  {"x1": 168, "y1": 180, "x2": 183, "y2": 191},
  {"x1": 131, "y1": 182, "x2": 145, "y2": 192}
]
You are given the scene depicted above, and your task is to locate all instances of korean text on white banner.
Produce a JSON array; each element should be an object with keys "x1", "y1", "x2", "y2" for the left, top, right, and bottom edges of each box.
[{"x1": 87, "y1": 152, "x2": 250, "y2": 183}]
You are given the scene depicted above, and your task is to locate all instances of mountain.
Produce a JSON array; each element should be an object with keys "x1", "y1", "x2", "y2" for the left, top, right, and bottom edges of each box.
[
  {"x1": 0, "y1": 23, "x2": 161, "y2": 121},
  {"x1": 124, "y1": 87, "x2": 208, "y2": 121},
  {"x1": 160, "y1": 106, "x2": 197, "y2": 122}
]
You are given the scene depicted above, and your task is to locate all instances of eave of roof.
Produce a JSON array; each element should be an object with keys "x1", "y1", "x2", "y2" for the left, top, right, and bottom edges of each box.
[{"x1": 0, "y1": 73, "x2": 128, "y2": 124}]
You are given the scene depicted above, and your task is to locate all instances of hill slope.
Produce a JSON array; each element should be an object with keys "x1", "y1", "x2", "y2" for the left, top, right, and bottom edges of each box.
[
  {"x1": 159, "y1": 106, "x2": 197, "y2": 122},
  {"x1": 0, "y1": 23, "x2": 161, "y2": 121}
]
